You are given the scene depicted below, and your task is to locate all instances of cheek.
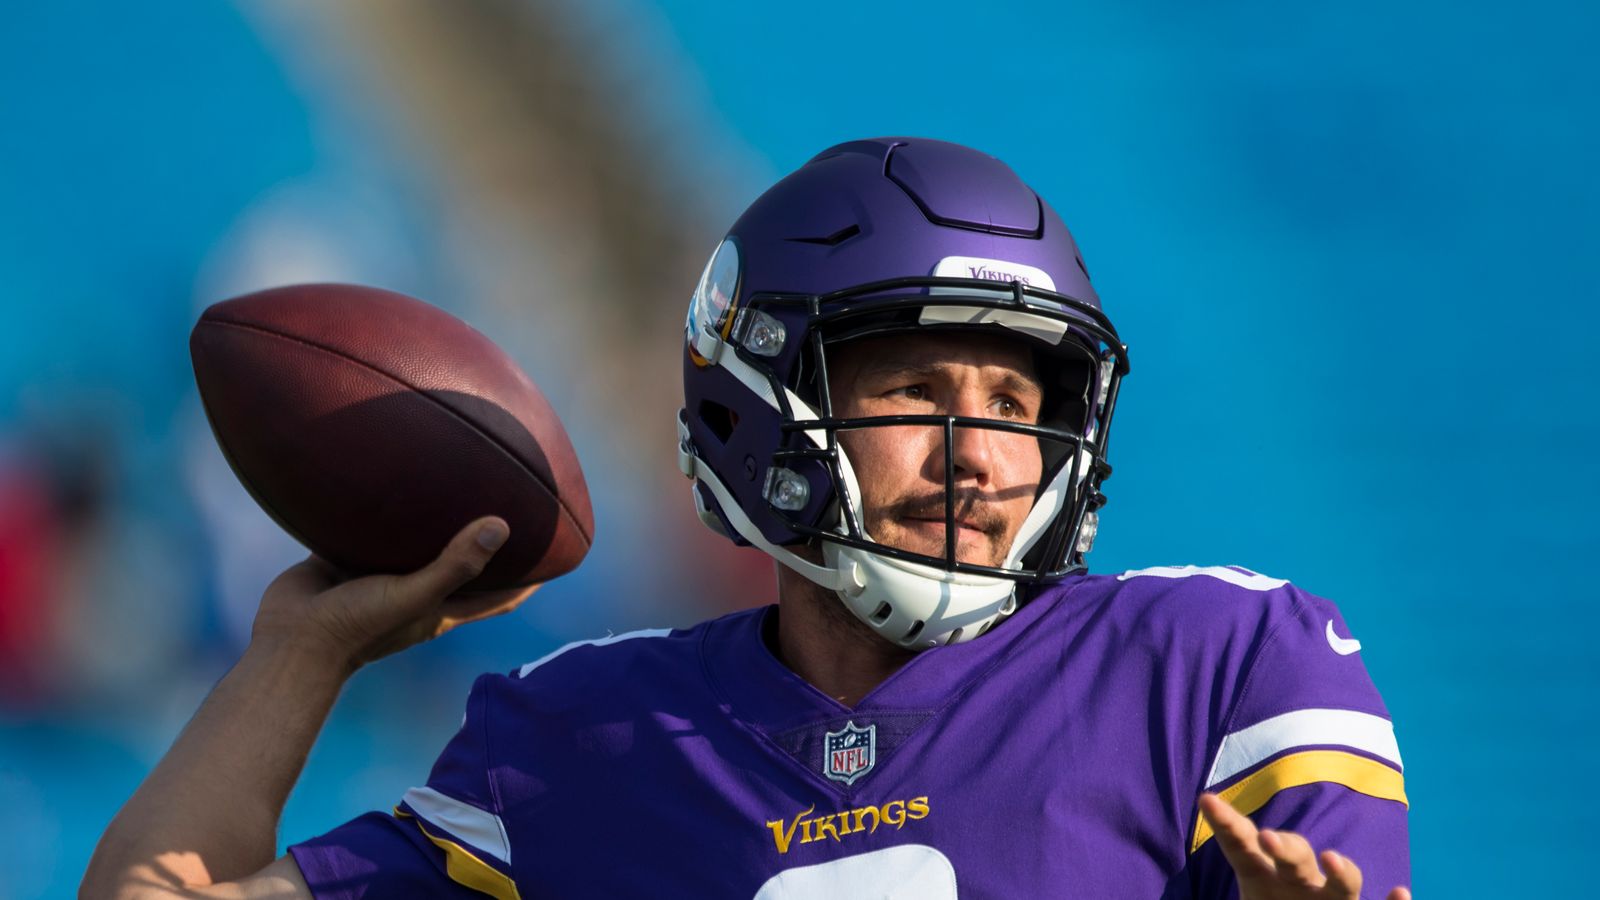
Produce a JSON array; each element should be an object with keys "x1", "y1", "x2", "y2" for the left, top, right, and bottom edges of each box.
[
  {"x1": 836, "y1": 426, "x2": 934, "y2": 501},
  {"x1": 997, "y1": 435, "x2": 1043, "y2": 497}
]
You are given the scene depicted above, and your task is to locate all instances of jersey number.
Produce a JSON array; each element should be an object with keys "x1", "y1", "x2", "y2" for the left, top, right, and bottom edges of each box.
[{"x1": 753, "y1": 844, "x2": 957, "y2": 898}]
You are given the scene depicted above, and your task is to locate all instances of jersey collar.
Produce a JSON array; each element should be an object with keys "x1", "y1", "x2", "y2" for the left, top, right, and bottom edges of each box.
[{"x1": 698, "y1": 580, "x2": 1077, "y2": 736}]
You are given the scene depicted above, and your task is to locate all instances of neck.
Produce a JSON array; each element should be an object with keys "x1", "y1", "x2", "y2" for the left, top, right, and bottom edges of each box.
[{"x1": 773, "y1": 560, "x2": 917, "y2": 708}]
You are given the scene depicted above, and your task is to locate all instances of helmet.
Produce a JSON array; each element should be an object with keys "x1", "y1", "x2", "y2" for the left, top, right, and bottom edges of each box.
[{"x1": 677, "y1": 137, "x2": 1129, "y2": 649}]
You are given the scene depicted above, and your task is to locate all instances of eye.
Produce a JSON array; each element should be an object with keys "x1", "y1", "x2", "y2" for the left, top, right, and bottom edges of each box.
[
  {"x1": 893, "y1": 384, "x2": 929, "y2": 402},
  {"x1": 993, "y1": 396, "x2": 1032, "y2": 420}
]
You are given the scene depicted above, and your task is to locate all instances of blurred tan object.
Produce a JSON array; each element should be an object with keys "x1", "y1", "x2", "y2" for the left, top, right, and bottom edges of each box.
[{"x1": 239, "y1": 0, "x2": 775, "y2": 613}]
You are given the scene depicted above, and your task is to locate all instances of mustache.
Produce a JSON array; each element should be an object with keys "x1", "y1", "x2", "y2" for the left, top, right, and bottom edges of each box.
[{"x1": 881, "y1": 490, "x2": 1010, "y2": 539}]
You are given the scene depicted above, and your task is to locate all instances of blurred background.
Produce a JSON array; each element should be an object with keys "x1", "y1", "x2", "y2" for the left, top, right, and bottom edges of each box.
[{"x1": 0, "y1": 0, "x2": 1594, "y2": 896}]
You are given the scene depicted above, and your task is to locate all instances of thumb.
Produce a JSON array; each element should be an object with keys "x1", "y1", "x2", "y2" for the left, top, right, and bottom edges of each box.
[{"x1": 393, "y1": 516, "x2": 510, "y2": 608}]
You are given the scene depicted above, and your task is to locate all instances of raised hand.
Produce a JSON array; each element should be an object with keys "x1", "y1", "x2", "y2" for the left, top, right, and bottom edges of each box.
[
  {"x1": 251, "y1": 516, "x2": 538, "y2": 672},
  {"x1": 1198, "y1": 793, "x2": 1412, "y2": 900}
]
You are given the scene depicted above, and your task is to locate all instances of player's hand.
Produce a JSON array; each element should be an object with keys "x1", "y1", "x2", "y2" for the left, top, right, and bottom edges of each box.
[
  {"x1": 250, "y1": 516, "x2": 538, "y2": 672},
  {"x1": 1198, "y1": 793, "x2": 1412, "y2": 900}
]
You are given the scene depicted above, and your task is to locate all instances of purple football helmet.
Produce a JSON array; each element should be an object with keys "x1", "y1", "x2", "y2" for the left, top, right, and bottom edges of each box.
[{"x1": 677, "y1": 138, "x2": 1129, "y2": 649}]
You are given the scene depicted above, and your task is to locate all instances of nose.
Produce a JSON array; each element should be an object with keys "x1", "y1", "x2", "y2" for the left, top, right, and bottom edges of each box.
[{"x1": 940, "y1": 394, "x2": 994, "y2": 487}]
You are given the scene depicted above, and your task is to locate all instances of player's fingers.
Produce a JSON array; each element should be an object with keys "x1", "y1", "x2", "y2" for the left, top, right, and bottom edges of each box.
[
  {"x1": 1318, "y1": 849, "x2": 1362, "y2": 898},
  {"x1": 1198, "y1": 793, "x2": 1274, "y2": 879},
  {"x1": 1259, "y1": 828, "x2": 1324, "y2": 887},
  {"x1": 393, "y1": 517, "x2": 510, "y2": 610},
  {"x1": 1386, "y1": 887, "x2": 1412, "y2": 900}
]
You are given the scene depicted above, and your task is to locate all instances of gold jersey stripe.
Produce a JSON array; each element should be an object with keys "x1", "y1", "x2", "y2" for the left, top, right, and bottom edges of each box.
[
  {"x1": 396, "y1": 807, "x2": 522, "y2": 900},
  {"x1": 1190, "y1": 749, "x2": 1408, "y2": 854}
]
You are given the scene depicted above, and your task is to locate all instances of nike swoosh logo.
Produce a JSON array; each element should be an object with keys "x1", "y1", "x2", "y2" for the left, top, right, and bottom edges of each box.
[{"x1": 1325, "y1": 620, "x2": 1362, "y2": 656}]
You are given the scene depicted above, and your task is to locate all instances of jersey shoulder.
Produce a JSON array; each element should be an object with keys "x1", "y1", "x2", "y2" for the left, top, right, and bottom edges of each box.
[
  {"x1": 1070, "y1": 560, "x2": 1391, "y2": 721},
  {"x1": 487, "y1": 606, "x2": 765, "y2": 711},
  {"x1": 1066, "y1": 567, "x2": 1406, "y2": 863},
  {"x1": 1063, "y1": 563, "x2": 1347, "y2": 642},
  {"x1": 1048, "y1": 564, "x2": 1380, "y2": 715}
]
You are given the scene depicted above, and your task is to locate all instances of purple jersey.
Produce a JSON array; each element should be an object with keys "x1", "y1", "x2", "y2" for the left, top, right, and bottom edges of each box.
[{"x1": 289, "y1": 565, "x2": 1408, "y2": 898}]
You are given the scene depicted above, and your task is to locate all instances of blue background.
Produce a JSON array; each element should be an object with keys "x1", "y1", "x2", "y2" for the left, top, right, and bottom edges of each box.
[{"x1": 1, "y1": 1, "x2": 1595, "y2": 896}]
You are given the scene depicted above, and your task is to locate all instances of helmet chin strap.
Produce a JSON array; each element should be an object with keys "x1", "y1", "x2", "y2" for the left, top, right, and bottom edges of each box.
[{"x1": 823, "y1": 541, "x2": 1019, "y2": 649}]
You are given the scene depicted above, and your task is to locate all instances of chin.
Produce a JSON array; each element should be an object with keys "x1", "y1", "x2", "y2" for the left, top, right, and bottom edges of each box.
[{"x1": 871, "y1": 524, "x2": 1006, "y2": 569}]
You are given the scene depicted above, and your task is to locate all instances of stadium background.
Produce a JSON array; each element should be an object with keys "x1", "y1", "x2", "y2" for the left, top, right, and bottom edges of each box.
[{"x1": 1, "y1": 1, "x2": 1593, "y2": 896}]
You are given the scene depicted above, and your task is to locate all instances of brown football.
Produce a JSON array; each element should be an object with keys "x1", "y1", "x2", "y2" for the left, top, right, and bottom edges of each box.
[{"x1": 190, "y1": 283, "x2": 593, "y2": 592}]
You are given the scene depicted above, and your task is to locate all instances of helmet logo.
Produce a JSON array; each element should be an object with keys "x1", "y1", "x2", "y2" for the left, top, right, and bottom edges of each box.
[
  {"x1": 686, "y1": 237, "x2": 742, "y2": 366},
  {"x1": 823, "y1": 721, "x2": 877, "y2": 785},
  {"x1": 933, "y1": 255, "x2": 1056, "y2": 291}
]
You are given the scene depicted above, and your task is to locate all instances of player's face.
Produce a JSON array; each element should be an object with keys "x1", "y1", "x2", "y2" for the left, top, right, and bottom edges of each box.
[{"x1": 826, "y1": 332, "x2": 1044, "y2": 568}]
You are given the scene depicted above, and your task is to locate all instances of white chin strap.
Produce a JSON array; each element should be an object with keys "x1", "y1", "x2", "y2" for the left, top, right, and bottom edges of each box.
[{"x1": 823, "y1": 541, "x2": 1018, "y2": 649}]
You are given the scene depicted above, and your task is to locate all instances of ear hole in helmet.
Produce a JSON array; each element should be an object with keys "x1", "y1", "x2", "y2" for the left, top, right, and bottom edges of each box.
[{"x1": 698, "y1": 400, "x2": 739, "y2": 445}]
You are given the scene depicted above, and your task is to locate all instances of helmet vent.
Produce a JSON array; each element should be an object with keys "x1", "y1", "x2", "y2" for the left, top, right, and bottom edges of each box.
[
  {"x1": 788, "y1": 224, "x2": 861, "y2": 247},
  {"x1": 884, "y1": 140, "x2": 1042, "y2": 237},
  {"x1": 868, "y1": 601, "x2": 893, "y2": 624},
  {"x1": 697, "y1": 400, "x2": 737, "y2": 445},
  {"x1": 903, "y1": 620, "x2": 926, "y2": 643}
]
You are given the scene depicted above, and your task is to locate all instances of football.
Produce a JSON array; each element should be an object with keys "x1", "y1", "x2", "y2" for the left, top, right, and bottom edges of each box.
[{"x1": 190, "y1": 283, "x2": 593, "y2": 593}]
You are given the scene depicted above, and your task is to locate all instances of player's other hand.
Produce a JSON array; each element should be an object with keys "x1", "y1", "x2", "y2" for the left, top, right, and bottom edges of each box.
[
  {"x1": 251, "y1": 516, "x2": 537, "y2": 672},
  {"x1": 1198, "y1": 793, "x2": 1412, "y2": 900}
]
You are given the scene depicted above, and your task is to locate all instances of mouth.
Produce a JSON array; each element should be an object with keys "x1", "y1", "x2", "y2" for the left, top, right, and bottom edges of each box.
[{"x1": 900, "y1": 515, "x2": 989, "y2": 539}]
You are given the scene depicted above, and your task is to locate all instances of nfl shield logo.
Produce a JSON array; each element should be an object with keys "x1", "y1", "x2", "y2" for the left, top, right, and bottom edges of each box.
[{"x1": 823, "y1": 721, "x2": 876, "y2": 785}]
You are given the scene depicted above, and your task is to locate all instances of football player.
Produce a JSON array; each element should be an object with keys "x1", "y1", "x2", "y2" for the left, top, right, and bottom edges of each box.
[{"x1": 84, "y1": 138, "x2": 1410, "y2": 899}]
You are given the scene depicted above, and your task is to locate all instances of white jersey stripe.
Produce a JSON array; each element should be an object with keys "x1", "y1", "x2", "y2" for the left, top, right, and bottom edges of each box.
[
  {"x1": 1206, "y1": 708, "x2": 1403, "y2": 788},
  {"x1": 516, "y1": 628, "x2": 673, "y2": 678},
  {"x1": 401, "y1": 786, "x2": 512, "y2": 864},
  {"x1": 1116, "y1": 565, "x2": 1288, "y2": 591}
]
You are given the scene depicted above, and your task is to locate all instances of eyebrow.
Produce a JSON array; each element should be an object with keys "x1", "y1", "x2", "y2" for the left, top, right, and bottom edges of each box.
[{"x1": 994, "y1": 370, "x2": 1045, "y2": 399}]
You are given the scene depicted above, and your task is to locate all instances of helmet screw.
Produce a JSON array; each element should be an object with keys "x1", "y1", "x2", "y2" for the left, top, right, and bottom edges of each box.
[
  {"x1": 744, "y1": 456, "x2": 757, "y2": 481},
  {"x1": 763, "y1": 466, "x2": 810, "y2": 511},
  {"x1": 741, "y1": 310, "x2": 787, "y2": 357},
  {"x1": 1075, "y1": 510, "x2": 1099, "y2": 554}
]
